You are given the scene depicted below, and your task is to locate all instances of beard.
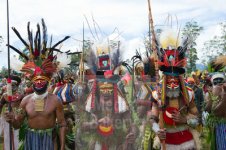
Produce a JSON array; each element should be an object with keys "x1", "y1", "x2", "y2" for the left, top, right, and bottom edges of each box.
[
  {"x1": 166, "y1": 87, "x2": 180, "y2": 98},
  {"x1": 33, "y1": 82, "x2": 48, "y2": 95}
]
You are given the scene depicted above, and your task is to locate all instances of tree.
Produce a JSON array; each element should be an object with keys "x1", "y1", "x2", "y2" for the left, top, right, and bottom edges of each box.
[
  {"x1": 182, "y1": 21, "x2": 203, "y2": 73},
  {"x1": 70, "y1": 39, "x2": 93, "y2": 72},
  {"x1": 202, "y1": 21, "x2": 226, "y2": 65}
]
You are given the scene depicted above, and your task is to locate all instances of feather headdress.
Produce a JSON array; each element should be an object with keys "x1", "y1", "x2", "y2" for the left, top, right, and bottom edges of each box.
[
  {"x1": 8, "y1": 19, "x2": 70, "y2": 81},
  {"x1": 131, "y1": 50, "x2": 156, "y2": 78},
  {"x1": 211, "y1": 55, "x2": 226, "y2": 72},
  {"x1": 157, "y1": 29, "x2": 189, "y2": 75},
  {"x1": 87, "y1": 40, "x2": 123, "y2": 76}
]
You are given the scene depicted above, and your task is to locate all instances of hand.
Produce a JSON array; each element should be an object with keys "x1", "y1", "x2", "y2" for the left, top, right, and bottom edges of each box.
[
  {"x1": 4, "y1": 111, "x2": 15, "y2": 123},
  {"x1": 223, "y1": 83, "x2": 226, "y2": 93},
  {"x1": 126, "y1": 132, "x2": 135, "y2": 144},
  {"x1": 90, "y1": 114, "x2": 98, "y2": 129},
  {"x1": 157, "y1": 129, "x2": 166, "y2": 140},
  {"x1": 98, "y1": 116, "x2": 112, "y2": 127},
  {"x1": 172, "y1": 111, "x2": 187, "y2": 124}
]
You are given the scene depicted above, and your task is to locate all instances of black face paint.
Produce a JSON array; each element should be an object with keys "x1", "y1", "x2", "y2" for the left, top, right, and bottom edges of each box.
[{"x1": 33, "y1": 82, "x2": 48, "y2": 95}]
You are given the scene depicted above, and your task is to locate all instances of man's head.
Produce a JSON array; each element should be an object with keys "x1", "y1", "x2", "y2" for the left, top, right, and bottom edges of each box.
[
  {"x1": 166, "y1": 76, "x2": 180, "y2": 98},
  {"x1": 187, "y1": 77, "x2": 195, "y2": 89},
  {"x1": 137, "y1": 105, "x2": 149, "y2": 118},
  {"x1": 32, "y1": 76, "x2": 49, "y2": 95},
  {"x1": 211, "y1": 73, "x2": 225, "y2": 87},
  {"x1": 11, "y1": 75, "x2": 21, "y2": 92}
]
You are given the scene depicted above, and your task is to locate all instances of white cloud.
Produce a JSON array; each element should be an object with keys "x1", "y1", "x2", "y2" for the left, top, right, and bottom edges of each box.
[{"x1": 0, "y1": 0, "x2": 226, "y2": 68}]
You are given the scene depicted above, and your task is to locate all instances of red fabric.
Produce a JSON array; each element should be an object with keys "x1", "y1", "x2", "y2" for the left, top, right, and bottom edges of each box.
[
  {"x1": 163, "y1": 107, "x2": 178, "y2": 125},
  {"x1": 165, "y1": 130, "x2": 193, "y2": 144},
  {"x1": 101, "y1": 144, "x2": 108, "y2": 150},
  {"x1": 114, "y1": 84, "x2": 118, "y2": 113},
  {"x1": 97, "y1": 126, "x2": 114, "y2": 137},
  {"x1": 104, "y1": 70, "x2": 113, "y2": 78}
]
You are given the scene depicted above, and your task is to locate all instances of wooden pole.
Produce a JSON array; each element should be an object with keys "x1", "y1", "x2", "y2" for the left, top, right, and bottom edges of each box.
[
  {"x1": 6, "y1": 0, "x2": 13, "y2": 149},
  {"x1": 147, "y1": 0, "x2": 166, "y2": 149}
]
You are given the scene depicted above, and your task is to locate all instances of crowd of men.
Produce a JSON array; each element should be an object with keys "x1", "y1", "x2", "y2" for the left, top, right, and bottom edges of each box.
[{"x1": 0, "y1": 19, "x2": 225, "y2": 150}]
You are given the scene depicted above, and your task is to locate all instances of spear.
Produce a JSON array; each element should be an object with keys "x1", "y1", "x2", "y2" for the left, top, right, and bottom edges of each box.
[
  {"x1": 79, "y1": 22, "x2": 85, "y2": 83},
  {"x1": 6, "y1": 0, "x2": 13, "y2": 149},
  {"x1": 147, "y1": 0, "x2": 166, "y2": 149}
]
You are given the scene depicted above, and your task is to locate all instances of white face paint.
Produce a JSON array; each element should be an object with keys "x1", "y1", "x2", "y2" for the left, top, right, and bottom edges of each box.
[{"x1": 166, "y1": 87, "x2": 180, "y2": 98}]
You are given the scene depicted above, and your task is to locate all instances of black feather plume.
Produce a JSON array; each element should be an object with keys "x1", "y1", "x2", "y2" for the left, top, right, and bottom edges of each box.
[
  {"x1": 111, "y1": 48, "x2": 121, "y2": 68},
  {"x1": 27, "y1": 22, "x2": 34, "y2": 55},
  {"x1": 12, "y1": 27, "x2": 29, "y2": 49},
  {"x1": 87, "y1": 50, "x2": 97, "y2": 74},
  {"x1": 51, "y1": 36, "x2": 70, "y2": 49},
  {"x1": 37, "y1": 24, "x2": 41, "y2": 54},
  {"x1": 7, "y1": 45, "x2": 29, "y2": 61},
  {"x1": 67, "y1": 52, "x2": 82, "y2": 55},
  {"x1": 41, "y1": 18, "x2": 48, "y2": 52}
]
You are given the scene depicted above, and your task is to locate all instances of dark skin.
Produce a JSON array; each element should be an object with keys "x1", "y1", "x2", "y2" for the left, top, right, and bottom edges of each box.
[
  {"x1": 211, "y1": 83, "x2": 226, "y2": 118},
  {"x1": 4, "y1": 91, "x2": 66, "y2": 150}
]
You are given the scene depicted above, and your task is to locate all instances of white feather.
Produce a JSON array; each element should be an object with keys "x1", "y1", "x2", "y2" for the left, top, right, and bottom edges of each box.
[
  {"x1": 10, "y1": 55, "x2": 23, "y2": 72},
  {"x1": 159, "y1": 29, "x2": 181, "y2": 49},
  {"x1": 57, "y1": 53, "x2": 71, "y2": 69}
]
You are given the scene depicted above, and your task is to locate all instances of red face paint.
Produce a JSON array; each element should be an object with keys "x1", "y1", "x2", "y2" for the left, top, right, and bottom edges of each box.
[{"x1": 166, "y1": 76, "x2": 179, "y2": 89}]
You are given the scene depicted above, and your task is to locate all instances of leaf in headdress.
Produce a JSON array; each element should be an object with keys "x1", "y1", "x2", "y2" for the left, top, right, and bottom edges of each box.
[
  {"x1": 51, "y1": 36, "x2": 70, "y2": 49},
  {"x1": 7, "y1": 44, "x2": 29, "y2": 61},
  {"x1": 11, "y1": 27, "x2": 29, "y2": 49}
]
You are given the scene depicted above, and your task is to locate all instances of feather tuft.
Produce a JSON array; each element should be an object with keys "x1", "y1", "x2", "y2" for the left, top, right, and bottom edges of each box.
[
  {"x1": 159, "y1": 29, "x2": 181, "y2": 49},
  {"x1": 10, "y1": 55, "x2": 24, "y2": 72},
  {"x1": 56, "y1": 53, "x2": 71, "y2": 69}
]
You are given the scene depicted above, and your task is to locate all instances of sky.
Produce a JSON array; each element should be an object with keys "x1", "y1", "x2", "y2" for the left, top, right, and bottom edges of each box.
[{"x1": 0, "y1": 0, "x2": 226, "y2": 69}]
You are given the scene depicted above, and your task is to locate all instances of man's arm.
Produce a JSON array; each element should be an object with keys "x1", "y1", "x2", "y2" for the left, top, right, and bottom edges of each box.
[
  {"x1": 55, "y1": 97, "x2": 66, "y2": 150},
  {"x1": 4, "y1": 98, "x2": 26, "y2": 129},
  {"x1": 0, "y1": 94, "x2": 7, "y2": 114}
]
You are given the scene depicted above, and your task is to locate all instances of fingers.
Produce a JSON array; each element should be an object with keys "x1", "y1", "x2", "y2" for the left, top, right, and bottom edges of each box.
[
  {"x1": 91, "y1": 113, "x2": 97, "y2": 121},
  {"x1": 4, "y1": 112, "x2": 15, "y2": 123},
  {"x1": 157, "y1": 129, "x2": 166, "y2": 140},
  {"x1": 98, "y1": 117, "x2": 112, "y2": 127},
  {"x1": 126, "y1": 132, "x2": 135, "y2": 144}
]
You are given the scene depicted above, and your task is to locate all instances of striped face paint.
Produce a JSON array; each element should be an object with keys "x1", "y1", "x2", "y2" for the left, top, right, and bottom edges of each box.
[{"x1": 166, "y1": 76, "x2": 179, "y2": 90}]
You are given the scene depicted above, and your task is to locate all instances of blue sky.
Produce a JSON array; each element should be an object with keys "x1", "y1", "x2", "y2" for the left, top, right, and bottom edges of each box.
[{"x1": 0, "y1": 0, "x2": 226, "y2": 69}]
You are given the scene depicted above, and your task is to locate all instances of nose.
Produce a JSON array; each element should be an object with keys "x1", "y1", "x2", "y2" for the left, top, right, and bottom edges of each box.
[{"x1": 171, "y1": 83, "x2": 175, "y2": 89}]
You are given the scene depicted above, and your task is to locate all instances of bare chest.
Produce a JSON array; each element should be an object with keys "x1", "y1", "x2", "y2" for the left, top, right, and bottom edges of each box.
[{"x1": 25, "y1": 99, "x2": 56, "y2": 118}]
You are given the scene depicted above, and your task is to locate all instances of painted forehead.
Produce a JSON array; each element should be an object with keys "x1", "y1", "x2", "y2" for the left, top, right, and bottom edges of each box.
[{"x1": 166, "y1": 76, "x2": 179, "y2": 82}]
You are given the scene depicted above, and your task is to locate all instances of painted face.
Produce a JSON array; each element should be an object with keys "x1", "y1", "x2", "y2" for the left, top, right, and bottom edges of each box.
[
  {"x1": 32, "y1": 79, "x2": 48, "y2": 95},
  {"x1": 213, "y1": 78, "x2": 224, "y2": 86},
  {"x1": 137, "y1": 105, "x2": 147, "y2": 118},
  {"x1": 166, "y1": 76, "x2": 179, "y2": 90},
  {"x1": 100, "y1": 94, "x2": 113, "y2": 113},
  {"x1": 187, "y1": 81, "x2": 195, "y2": 89},
  {"x1": 11, "y1": 82, "x2": 18, "y2": 92}
]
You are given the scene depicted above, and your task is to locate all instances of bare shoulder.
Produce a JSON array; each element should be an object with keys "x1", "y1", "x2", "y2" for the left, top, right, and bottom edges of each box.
[
  {"x1": 20, "y1": 93, "x2": 34, "y2": 108},
  {"x1": 47, "y1": 93, "x2": 62, "y2": 106}
]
